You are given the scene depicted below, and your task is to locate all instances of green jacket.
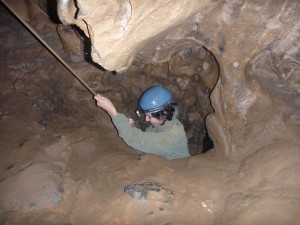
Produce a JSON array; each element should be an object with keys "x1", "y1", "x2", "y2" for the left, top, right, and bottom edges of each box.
[{"x1": 111, "y1": 111, "x2": 190, "y2": 160}]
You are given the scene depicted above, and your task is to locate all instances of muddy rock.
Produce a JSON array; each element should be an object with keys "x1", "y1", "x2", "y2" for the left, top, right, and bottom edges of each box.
[{"x1": 0, "y1": 162, "x2": 64, "y2": 211}]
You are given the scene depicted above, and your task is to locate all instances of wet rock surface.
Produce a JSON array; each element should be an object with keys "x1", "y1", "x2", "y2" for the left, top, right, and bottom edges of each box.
[{"x1": 124, "y1": 182, "x2": 175, "y2": 203}]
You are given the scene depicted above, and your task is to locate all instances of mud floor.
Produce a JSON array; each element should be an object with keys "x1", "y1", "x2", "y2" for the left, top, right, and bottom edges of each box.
[{"x1": 1, "y1": 3, "x2": 300, "y2": 225}]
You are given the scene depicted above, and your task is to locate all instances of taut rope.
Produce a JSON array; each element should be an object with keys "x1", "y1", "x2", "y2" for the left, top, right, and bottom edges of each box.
[{"x1": 1, "y1": 0, "x2": 96, "y2": 95}]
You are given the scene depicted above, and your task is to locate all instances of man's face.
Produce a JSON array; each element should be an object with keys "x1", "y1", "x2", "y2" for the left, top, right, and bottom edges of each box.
[{"x1": 145, "y1": 113, "x2": 164, "y2": 127}]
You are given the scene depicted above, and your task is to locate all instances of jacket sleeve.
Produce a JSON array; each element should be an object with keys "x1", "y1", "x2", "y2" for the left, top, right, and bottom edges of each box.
[{"x1": 111, "y1": 113, "x2": 183, "y2": 159}]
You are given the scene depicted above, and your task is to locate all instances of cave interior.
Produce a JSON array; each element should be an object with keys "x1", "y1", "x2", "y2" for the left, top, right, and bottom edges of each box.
[{"x1": 0, "y1": 0, "x2": 299, "y2": 224}]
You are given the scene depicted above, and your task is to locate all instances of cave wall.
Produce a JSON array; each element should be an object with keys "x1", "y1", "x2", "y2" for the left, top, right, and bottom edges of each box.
[{"x1": 57, "y1": 0, "x2": 300, "y2": 158}]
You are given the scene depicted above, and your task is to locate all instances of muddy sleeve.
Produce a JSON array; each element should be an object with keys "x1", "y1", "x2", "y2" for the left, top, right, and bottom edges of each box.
[{"x1": 111, "y1": 113, "x2": 184, "y2": 160}]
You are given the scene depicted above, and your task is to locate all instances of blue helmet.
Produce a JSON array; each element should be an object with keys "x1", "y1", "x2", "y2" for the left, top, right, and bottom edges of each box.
[{"x1": 137, "y1": 85, "x2": 173, "y2": 114}]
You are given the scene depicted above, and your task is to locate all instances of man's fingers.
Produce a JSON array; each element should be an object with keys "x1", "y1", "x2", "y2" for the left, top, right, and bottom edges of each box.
[
  {"x1": 94, "y1": 94, "x2": 106, "y2": 102},
  {"x1": 94, "y1": 94, "x2": 100, "y2": 100}
]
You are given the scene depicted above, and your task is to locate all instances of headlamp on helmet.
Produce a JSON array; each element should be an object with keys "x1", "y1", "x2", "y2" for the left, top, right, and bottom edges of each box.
[{"x1": 136, "y1": 85, "x2": 173, "y2": 116}]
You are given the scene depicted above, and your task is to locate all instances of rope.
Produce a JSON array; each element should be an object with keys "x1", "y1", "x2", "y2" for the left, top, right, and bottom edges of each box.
[{"x1": 1, "y1": 0, "x2": 96, "y2": 96}]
